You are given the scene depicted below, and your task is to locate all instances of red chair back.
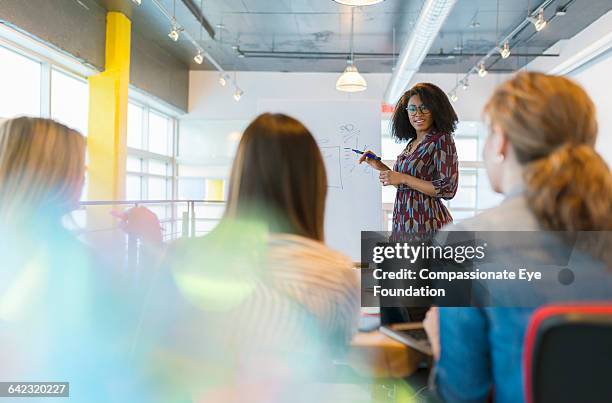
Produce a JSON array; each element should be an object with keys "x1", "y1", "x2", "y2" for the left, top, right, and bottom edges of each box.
[{"x1": 524, "y1": 304, "x2": 612, "y2": 403}]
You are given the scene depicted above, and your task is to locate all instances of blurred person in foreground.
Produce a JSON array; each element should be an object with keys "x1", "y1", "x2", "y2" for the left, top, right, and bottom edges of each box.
[
  {"x1": 142, "y1": 113, "x2": 361, "y2": 402},
  {"x1": 423, "y1": 72, "x2": 612, "y2": 402},
  {"x1": 0, "y1": 117, "x2": 153, "y2": 402}
]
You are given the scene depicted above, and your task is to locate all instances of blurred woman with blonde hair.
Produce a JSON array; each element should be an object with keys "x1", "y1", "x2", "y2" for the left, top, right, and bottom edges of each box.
[
  {"x1": 0, "y1": 117, "x2": 86, "y2": 224},
  {"x1": 0, "y1": 117, "x2": 139, "y2": 402},
  {"x1": 423, "y1": 72, "x2": 612, "y2": 403}
]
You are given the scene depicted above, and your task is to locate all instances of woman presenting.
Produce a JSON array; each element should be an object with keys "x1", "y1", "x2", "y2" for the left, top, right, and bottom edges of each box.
[{"x1": 360, "y1": 83, "x2": 459, "y2": 235}]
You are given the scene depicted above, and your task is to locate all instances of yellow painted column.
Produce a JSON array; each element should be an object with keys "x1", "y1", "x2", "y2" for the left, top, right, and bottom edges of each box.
[
  {"x1": 205, "y1": 178, "x2": 225, "y2": 201},
  {"x1": 85, "y1": 12, "x2": 130, "y2": 251},
  {"x1": 87, "y1": 12, "x2": 131, "y2": 202}
]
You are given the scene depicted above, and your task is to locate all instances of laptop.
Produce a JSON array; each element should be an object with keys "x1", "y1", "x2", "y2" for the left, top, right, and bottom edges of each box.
[{"x1": 379, "y1": 307, "x2": 433, "y2": 356}]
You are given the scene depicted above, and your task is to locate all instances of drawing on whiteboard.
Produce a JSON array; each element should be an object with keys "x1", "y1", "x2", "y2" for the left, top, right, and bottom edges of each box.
[
  {"x1": 339, "y1": 123, "x2": 374, "y2": 179},
  {"x1": 314, "y1": 123, "x2": 377, "y2": 189},
  {"x1": 320, "y1": 146, "x2": 343, "y2": 189},
  {"x1": 256, "y1": 99, "x2": 382, "y2": 260}
]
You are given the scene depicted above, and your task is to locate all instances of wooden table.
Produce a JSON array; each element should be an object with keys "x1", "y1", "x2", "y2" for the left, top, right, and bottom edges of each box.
[{"x1": 348, "y1": 330, "x2": 427, "y2": 378}]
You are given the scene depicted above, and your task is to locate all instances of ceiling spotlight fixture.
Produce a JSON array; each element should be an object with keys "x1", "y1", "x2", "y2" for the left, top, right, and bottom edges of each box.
[
  {"x1": 530, "y1": 8, "x2": 547, "y2": 31},
  {"x1": 499, "y1": 41, "x2": 511, "y2": 59},
  {"x1": 193, "y1": 0, "x2": 205, "y2": 64},
  {"x1": 449, "y1": 92, "x2": 458, "y2": 102},
  {"x1": 168, "y1": 0, "x2": 182, "y2": 41},
  {"x1": 556, "y1": 6, "x2": 567, "y2": 16},
  {"x1": 233, "y1": 88, "x2": 244, "y2": 101},
  {"x1": 168, "y1": 20, "x2": 181, "y2": 41},
  {"x1": 219, "y1": 74, "x2": 227, "y2": 86},
  {"x1": 131, "y1": 0, "x2": 142, "y2": 5},
  {"x1": 478, "y1": 62, "x2": 488, "y2": 77},
  {"x1": 336, "y1": 9, "x2": 367, "y2": 92},
  {"x1": 332, "y1": 0, "x2": 385, "y2": 6},
  {"x1": 461, "y1": 78, "x2": 469, "y2": 90},
  {"x1": 232, "y1": 70, "x2": 243, "y2": 101},
  {"x1": 168, "y1": 27, "x2": 180, "y2": 41}
]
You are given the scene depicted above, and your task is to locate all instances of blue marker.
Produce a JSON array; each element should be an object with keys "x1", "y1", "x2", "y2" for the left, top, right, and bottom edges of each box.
[{"x1": 345, "y1": 148, "x2": 382, "y2": 161}]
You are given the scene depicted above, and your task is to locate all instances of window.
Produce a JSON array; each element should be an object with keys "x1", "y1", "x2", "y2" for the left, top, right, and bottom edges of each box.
[
  {"x1": 0, "y1": 45, "x2": 41, "y2": 118},
  {"x1": 126, "y1": 100, "x2": 177, "y2": 238},
  {"x1": 50, "y1": 68, "x2": 89, "y2": 135},
  {"x1": 126, "y1": 101, "x2": 177, "y2": 239},
  {"x1": 148, "y1": 112, "x2": 173, "y2": 156},
  {"x1": 127, "y1": 103, "x2": 144, "y2": 149},
  {"x1": 0, "y1": 44, "x2": 90, "y2": 201},
  {"x1": 177, "y1": 119, "x2": 247, "y2": 202},
  {"x1": 380, "y1": 119, "x2": 504, "y2": 230},
  {"x1": 126, "y1": 101, "x2": 176, "y2": 203}
]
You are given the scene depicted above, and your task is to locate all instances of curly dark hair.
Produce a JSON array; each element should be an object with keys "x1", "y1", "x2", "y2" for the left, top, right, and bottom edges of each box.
[{"x1": 391, "y1": 82, "x2": 458, "y2": 141}]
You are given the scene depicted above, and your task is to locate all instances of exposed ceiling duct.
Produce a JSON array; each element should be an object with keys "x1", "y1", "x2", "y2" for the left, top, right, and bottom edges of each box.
[{"x1": 383, "y1": 0, "x2": 457, "y2": 104}]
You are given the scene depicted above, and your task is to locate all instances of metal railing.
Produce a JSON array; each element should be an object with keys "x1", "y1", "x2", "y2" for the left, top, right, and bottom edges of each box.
[
  {"x1": 70, "y1": 199, "x2": 226, "y2": 268},
  {"x1": 76, "y1": 199, "x2": 225, "y2": 238}
]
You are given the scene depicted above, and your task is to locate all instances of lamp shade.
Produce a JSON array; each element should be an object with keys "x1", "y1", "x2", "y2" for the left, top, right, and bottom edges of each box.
[{"x1": 336, "y1": 64, "x2": 367, "y2": 92}]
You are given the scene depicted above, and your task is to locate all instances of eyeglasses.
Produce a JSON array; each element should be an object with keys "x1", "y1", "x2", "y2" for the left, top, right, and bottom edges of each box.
[{"x1": 406, "y1": 104, "x2": 431, "y2": 116}]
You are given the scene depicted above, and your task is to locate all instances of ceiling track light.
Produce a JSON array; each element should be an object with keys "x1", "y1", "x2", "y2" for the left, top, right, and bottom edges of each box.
[
  {"x1": 531, "y1": 8, "x2": 548, "y2": 31},
  {"x1": 168, "y1": 28, "x2": 180, "y2": 42},
  {"x1": 168, "y1": 0, "x2": 182, "y2": 41},
  {"x1": 193, "y1": 0, "x2": 204, "y2": 64},
  {"x1": 168, "y1": 21, "x2": 182, "y2": 41},
  {"x1": 151, "y1": 0, "x2": 228, "y2": 88},
  {"x1": 233, "y1": 88, "x2": 244, "y2": 101},
  {"x1": 478, "y1": 63, "x2": 488, "y2": 77},
  {"x1": 448, "y1": 0, "x2": 554, "y2": 99},
  {"x1": 499, "y1": 41, "x2": 511, "y2": 59},
  {"x1": 449, "y1": 92, "x2": 458, "y2": 102},
  {"x1": 218, "y1": 73, "x2": 228, "y2": 86}
]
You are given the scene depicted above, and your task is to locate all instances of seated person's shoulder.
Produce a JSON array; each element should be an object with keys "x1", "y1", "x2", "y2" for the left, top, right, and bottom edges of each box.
[
  {"x1": 270, "y1": 233, "x2": 353, "y2": 270},
  {"x1": 442, "y1": 195, "x2": 539, "y2": 232}
]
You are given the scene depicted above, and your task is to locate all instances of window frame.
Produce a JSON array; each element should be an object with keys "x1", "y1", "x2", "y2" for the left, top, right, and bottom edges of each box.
[
  {"x1": 126, "y1": 99, "x2": 178, "y2": 202},
  {"x1": 49, "y1": 65, "x2": 90, "y2": 135}
]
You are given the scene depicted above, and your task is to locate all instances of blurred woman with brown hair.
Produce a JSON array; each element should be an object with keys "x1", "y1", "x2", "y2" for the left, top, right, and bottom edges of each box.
[
  {"x1": 423, "y1": 72, "x2": 612, "y2": 403},
  {"x1": 164, "y1": 113, "x2": 359, "y2": 402}
]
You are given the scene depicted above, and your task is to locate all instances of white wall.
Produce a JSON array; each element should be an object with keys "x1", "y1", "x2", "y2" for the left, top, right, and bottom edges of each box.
[
  {"x1": 183, "y1": 71, "x2": 508, "y2": 174},
  {"x1": 570, "y1": 51, "x2": 612, "y2": 166},
  {"x1": 187, "y1": 71, "x2": 508, "y2": 122},
  {"x1": 525, "y1": 9, "x2": 612, "y2": 166}
]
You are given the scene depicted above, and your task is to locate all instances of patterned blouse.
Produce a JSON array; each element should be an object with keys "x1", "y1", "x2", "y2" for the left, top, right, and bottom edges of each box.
[{"x1": 392, "y1": 129, "x2": 458, "y2": 235}]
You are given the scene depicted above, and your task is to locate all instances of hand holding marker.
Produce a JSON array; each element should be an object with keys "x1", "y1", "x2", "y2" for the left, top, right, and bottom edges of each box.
[
  {"x1": 353, "y1": 147, "x2": 391, "y2": 172},
  {"x1": 346, "y1": 147, "x2": 382, "y2": 161}
]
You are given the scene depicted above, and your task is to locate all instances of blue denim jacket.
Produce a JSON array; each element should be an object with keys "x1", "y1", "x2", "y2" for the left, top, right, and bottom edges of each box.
[
  {"x1": 435, "y1": 307, "x2": 534, "y2": 403},
  {"x1": 431, "y1": 191, "x2": 612, "y2": 402}
]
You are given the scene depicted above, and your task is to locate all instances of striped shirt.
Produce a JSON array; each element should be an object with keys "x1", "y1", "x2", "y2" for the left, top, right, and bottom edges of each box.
[{"x1": 235, "y1": 233, "x2": 360, "y2": 350}]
